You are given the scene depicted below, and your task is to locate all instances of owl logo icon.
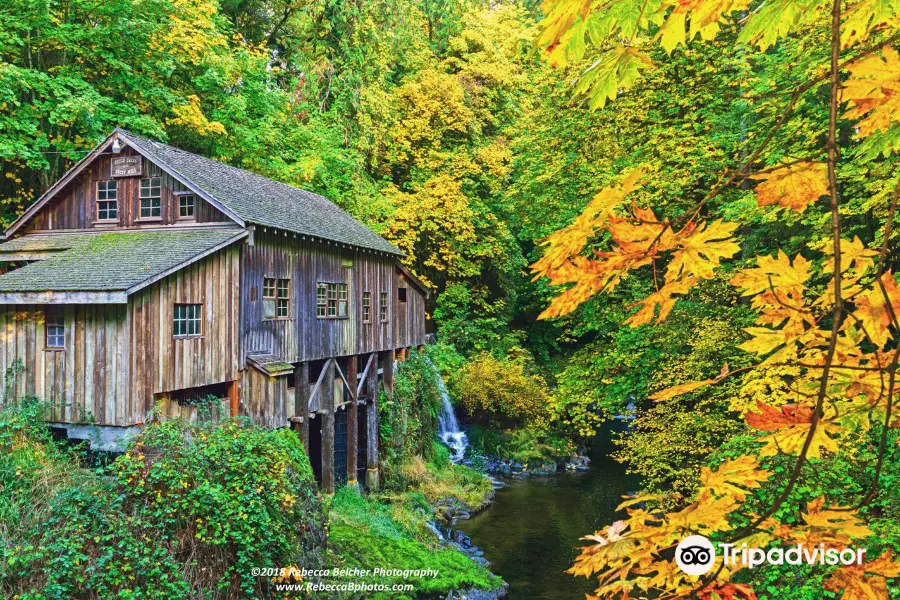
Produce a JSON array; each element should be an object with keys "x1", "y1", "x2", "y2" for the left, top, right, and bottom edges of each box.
[{"x1": 675, "y1": 535, "x2": 716, "y2": 576}]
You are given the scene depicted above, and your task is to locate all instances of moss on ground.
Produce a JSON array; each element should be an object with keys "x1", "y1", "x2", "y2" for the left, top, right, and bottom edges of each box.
[{"x1": 327, "y1": 484, "x2": 501, "y2": 599}]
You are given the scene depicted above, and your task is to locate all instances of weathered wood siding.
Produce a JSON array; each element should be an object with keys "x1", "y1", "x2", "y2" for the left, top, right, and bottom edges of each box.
[
  {"x1": 240, "y1": 230, "x2": 401, "y2": 362},
  {"x1": 394, "y1": 272, "x2": 427, "y2": 349},
  {"x1": 0, "y1": 304, "x2": 131, "y2": 425},
  {"x1": 25, "y1": 149, "x2": 231, "y2": 232},
  {"x1": 242, "y1": 367, "x2": 292, "y2": 428},
  {"x1": 129, "y1": 244, "x2": 240, "y2": 425}
]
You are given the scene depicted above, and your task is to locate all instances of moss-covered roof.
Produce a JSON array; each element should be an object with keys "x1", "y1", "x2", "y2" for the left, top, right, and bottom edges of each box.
[
  {"x1": 0, "y1": 228, "x2": 245, "y2": 292},
  {"x1": 115, "y1": 130, "x2": 403, "y2": 256}
]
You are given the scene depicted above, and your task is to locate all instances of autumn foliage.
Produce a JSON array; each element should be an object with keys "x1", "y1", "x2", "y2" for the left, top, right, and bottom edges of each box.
[{"x1": 533, "y1": 0, "x2": 900, "y2": 597}]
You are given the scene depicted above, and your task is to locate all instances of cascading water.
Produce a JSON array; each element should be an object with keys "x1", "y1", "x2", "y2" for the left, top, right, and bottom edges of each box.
[{"x1": 428, "y1": 358, "x2": 468, "y2": 462}]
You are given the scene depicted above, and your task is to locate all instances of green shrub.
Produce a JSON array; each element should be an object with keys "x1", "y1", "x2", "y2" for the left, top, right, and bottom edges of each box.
[
  {"x1": 0, "y1": 405, "x2": 326, "y2": 599},
  {"x1": 467, "y1": 424, "x2": 573, "y2": 467},
  {"x1": 379, "y1": 349, "x2": 443, "y2": 482},
  {"x1": 450, "y1": 352, "x2": 551, "y2": 429}
]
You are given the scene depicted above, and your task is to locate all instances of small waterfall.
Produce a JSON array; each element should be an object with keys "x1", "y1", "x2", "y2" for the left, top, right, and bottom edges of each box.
[{"x1": 428, "y1": 358, "x2": 468, "y2": 463}]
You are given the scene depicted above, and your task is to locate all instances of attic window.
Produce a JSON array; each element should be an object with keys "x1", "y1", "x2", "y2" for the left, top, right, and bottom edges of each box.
[
  {"x1": 178, "y1": 194, "x2": 195, "y2": 219},
  {"x1": 140, "y1": 177, "x2": 162, "y2": 219},
  {"x1": 96, "y1": 180, "x2": 118, "y2": 222}
]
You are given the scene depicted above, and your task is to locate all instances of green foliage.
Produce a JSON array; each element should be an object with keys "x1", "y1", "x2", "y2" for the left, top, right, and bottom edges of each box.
[
  {"x1": 467, "y1": 424, "x2": 574, "y2": 468},
  {"x1": 709, "y1": 427, "x2": 900, "y2": 599},
  {"x1": 378, "y1": 349, "x2": 443, "y2": 481},
  {"x1": 451, "y1": 351, "x2": 552, "y2": 429},
  {"x1": 0, "y1": 405, "x2": 326, "y2": 599},
  {"x1": 328, "y1": 487, "x2": 501, "y2": 599}
]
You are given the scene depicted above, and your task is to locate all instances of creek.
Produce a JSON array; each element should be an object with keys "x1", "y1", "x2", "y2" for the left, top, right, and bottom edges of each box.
[{"x1": 454, "y1": 426, "x2": 638, "y2": 599}]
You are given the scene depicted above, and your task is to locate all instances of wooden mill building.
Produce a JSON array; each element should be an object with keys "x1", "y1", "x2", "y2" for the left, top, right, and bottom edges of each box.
[{"x1": 0, "y1": 129, "x2": 428, "y2": 491}]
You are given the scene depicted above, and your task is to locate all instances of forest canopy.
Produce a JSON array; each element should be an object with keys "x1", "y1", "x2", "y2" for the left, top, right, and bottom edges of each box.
[{"x1": 5, "y1": 0, "x2": 900, "y2": 597}]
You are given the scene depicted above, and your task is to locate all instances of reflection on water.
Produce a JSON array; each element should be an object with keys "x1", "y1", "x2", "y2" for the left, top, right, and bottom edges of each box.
[{"x1": 455, "y1": 428, "x2": 639, "y2": 599}]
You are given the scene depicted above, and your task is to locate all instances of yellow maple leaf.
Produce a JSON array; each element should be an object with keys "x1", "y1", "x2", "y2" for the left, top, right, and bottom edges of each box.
[
  {"x1": 825, "y1": 551, "x2": 900, "y2": 600},
  {"x1": 700, "y1": 456, "x2": 772, "y2": 500},
  {"x1": 845, "y1": 47, "x2": 900, "y2": 138},
  {"x1": 731, "y1": 250, "x2": 811, "y2": 296},
  {"x1": 649, "y1": 378, "x2": 716, "y2": 401},
  {"x1": 803, "y1": 497, "x2": 874, "y2": 540},
  {"x1": 852, "y1": 271, "x2": 900, "y2": 348},
  {"x1": 745, "y1": 403, "x2": 841, "y2": 459},
  {"x1": 667, "y1": 219, "x2": 741, "y2": 280},
  {"x1": 751, "y1": 162, "x2": 828, "y2": 212}
]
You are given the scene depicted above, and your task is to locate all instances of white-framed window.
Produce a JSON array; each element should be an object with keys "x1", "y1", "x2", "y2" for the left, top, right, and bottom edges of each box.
[
  {"x1": 140, "y1": 177, "x2": 162, "y2": 218},
  {"x1": 263, "y1": 277, "x2": 290, "y2": 319},
  {"x1": 380, "y1": 292, "x2": 388, "y2": 322},
  {"x1": 174, "y1": 304, "x2": 201, "y2": 337},
  {"x1": 97, "y1": 180, "x2": 118, "y2": 221},
  {"x1": 45, "y1": 306, "x2": 65, "y2": 349}
]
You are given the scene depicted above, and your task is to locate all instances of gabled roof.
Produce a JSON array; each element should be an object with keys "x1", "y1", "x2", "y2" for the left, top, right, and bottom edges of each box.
[
  {"x1": 0, "y1": 228, "x2": 246, "y2": 302},
  {"x1": 126, "y1": 130, "x2": 402, "y2": 255},
  {"x1": 4, "y1": 129, "x2": 403, "y2": 256}
]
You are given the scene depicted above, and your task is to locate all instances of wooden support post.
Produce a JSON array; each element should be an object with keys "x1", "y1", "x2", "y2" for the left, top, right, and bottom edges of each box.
[
  {"x1": 366, "y1": 352, "x2": 380, "y2": 491},
  {"x1": 228, "y1": 379, "x2": 240, "y2": 418},
  {"x1": 347, "y1": 356, "x2": 358, "y2": 486},
  {"x1": 296, "y1": 362, "x2": 310, "y2": 453},
  {"x1": 383, "y1": 350, "x2": 394, "y2": 392},
  {"x1": 322, "y1": 360, "x2": 335, "y2": 494}
]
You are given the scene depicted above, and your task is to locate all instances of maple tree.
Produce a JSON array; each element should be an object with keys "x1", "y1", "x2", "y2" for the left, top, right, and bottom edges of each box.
[{"x1": 532, "y1": 0, "x2": 900, "y2": 597}]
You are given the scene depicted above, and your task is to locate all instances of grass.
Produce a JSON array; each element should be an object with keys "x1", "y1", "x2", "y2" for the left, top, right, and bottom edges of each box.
[
  {"x1": 328, "y1": 487, "x2": 501, "y2": 599},
  {"x1": 392, "y1": 444, "x2": 494, "y2": 511}
]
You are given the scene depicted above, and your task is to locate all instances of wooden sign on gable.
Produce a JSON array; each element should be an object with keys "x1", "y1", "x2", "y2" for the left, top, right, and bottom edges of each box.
[{"x1": 111, "y1": 156, "x2": 142, "y2": 178}]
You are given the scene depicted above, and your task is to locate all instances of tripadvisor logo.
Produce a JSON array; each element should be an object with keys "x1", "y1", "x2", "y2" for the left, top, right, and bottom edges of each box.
[
  {"x1": 675, "y1": 535, "x2": 716, "y2": 576},
  {"x1": 674, "y1": 535, "x2": 868, "y2": 575}
]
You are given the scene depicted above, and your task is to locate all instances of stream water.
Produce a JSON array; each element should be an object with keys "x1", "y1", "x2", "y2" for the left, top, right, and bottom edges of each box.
[{"x1": 455, "y1": 426, "x2": 639, "y2": 600}]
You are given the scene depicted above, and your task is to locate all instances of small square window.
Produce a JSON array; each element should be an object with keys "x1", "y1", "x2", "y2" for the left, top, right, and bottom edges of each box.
[
  {"x1": 97, "y1": 180, "x2": 118, "y2": 221},
  {"x1": 398, "y1": 287, "x2": 407, "y2": 303},
  {"x1": 263, "y1": 277, "x2": 290, "y2": 319},
  {"x1": 179, "y1": 194, "x2": 195, "y2": 218},
  {"x1": 140, "y1": 177, "x2": 162, "y2": 218},
  {"x1": 45, "y1": 306, "x2": 65, "y2": 348},
  {"x1": 174, "y1": 304, "x2": 201, "y2": 337}
]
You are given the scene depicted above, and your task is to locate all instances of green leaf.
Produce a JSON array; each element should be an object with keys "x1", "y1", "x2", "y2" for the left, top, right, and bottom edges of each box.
[
  {"x1": 574, "y1": 45, "x2": 654, "y2": 110},
  {"x1": 737, "y1": 0, "x2": 830, "y2": 50}
]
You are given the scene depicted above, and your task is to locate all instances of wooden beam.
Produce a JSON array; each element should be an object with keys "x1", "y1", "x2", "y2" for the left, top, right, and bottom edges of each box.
[
  {"x1": 333, "y1": 358, "x2": 356, "y2": 401},
  {"x1": 296, "y1": 362, "x2": 310, "y2": 453},
  {"x1": 228, "y1": 379, "x2": 239, "y2": 418},
  {"x1": 366, "y1": 352, "x2": 382, "y2": 491},
  {"x1": 321, "y1": 360, "x2": 335, "y2": 494},
  {"x1": 0, "y1": 291, "x2": 128, "y2": 304},
  {"x1": 356, "y1": 352, "x2": 375, "y2": 398},
  {"x1": 308, "y1": 358, "x2": 331, "y2": 413},
  {"x1": 347, "y1": 356, "x2": 358, "y2": 486},
  {"x1": 383, "y1": 350, "x2": 394, "y2": 393}
]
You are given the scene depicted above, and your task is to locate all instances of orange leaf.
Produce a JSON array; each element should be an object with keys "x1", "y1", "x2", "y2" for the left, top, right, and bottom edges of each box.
[{"x1": 751, "y1": 162, "x2": 828, "y2": 212}]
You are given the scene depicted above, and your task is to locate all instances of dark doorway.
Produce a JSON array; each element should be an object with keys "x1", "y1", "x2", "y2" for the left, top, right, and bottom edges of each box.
[
  {"x1": 357, "y1": 408, "x2": 368, "y2": 486},
  {"x1": 335, "y1": 407, "x2": 348, "y2": 486}
]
